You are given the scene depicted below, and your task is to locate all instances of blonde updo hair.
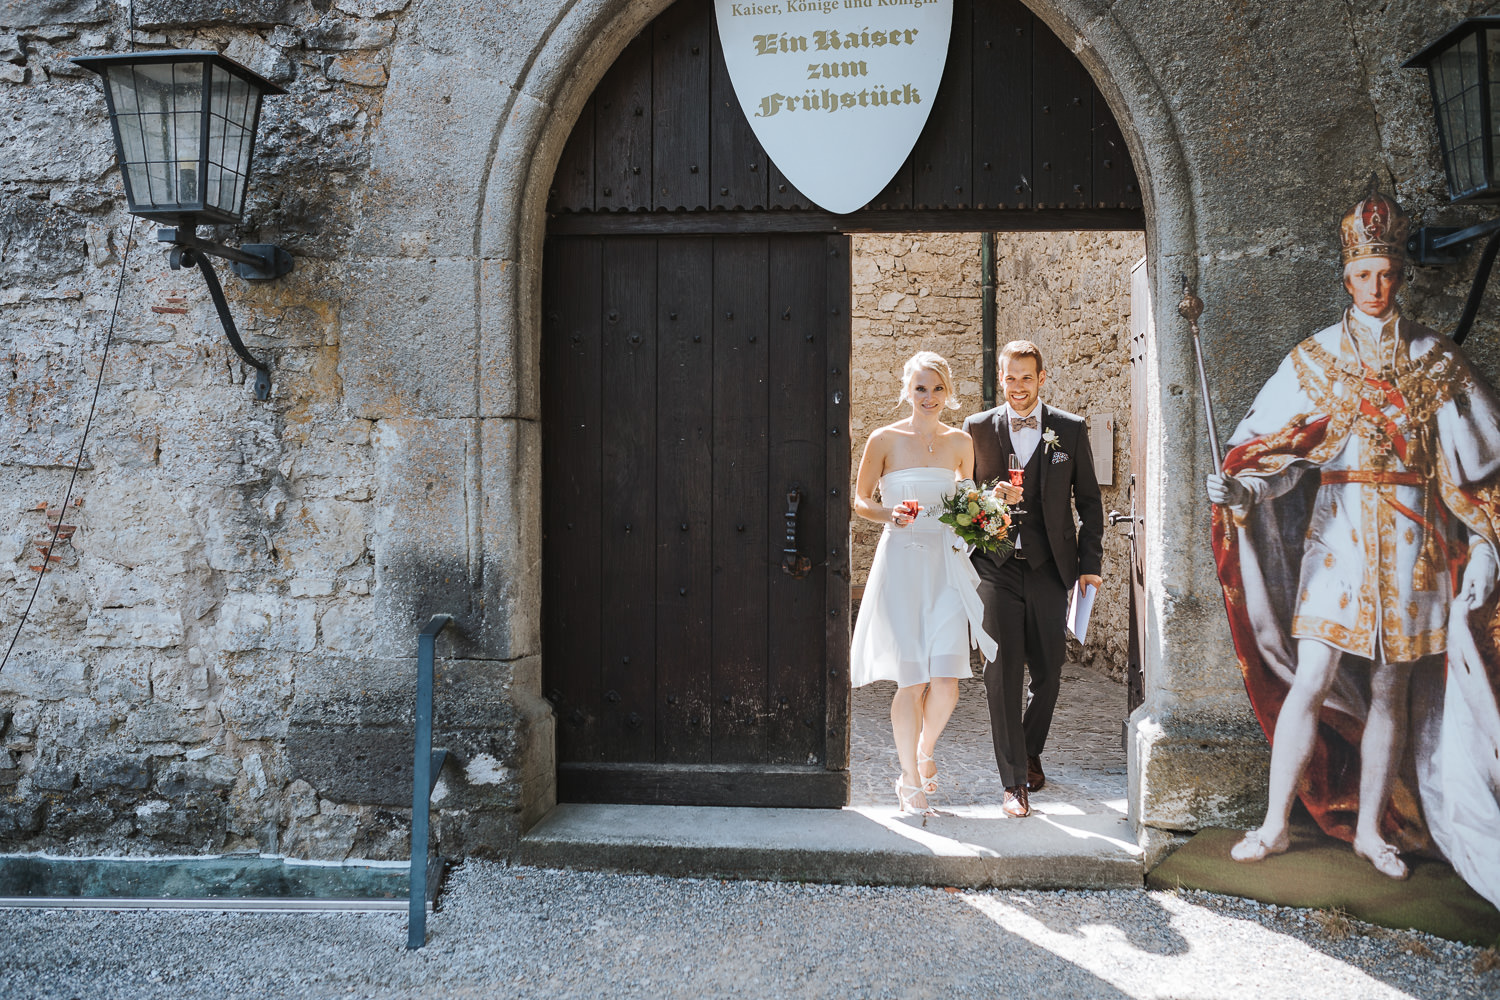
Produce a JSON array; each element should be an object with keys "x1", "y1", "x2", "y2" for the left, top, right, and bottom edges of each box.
[{"x1": 896, "y1": 351, "x2": 961, "y2": 410}]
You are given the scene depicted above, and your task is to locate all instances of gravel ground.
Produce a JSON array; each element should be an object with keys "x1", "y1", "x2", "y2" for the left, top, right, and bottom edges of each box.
[
  {"x1": 9, "y1": 670, "x2": 1493, "y2": 998},
  {"x1": 3, "y1": 862, "x2": 1497, "y2": 999}
]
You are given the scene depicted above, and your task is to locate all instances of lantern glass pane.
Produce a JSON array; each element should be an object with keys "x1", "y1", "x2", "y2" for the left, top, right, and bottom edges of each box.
[
  {"x1": 103, "y1": 60, "x2": 207, "y2": 211},
  {"x1": 208, "y1": 67, "x2": 233, "y2": 211},
  {"x1": 206, "y1": 66, "x2": 257, "y2": 215},
  {"x1": 1489, "y1": 29, "x2": 1500, "y2": 190},
  {"x1": 1463, "y1": 34, "x2": 1486, "y2": 192},
  {"x1": 105, "y1": 68, "x2": 139, "y2": 114},
  {"x1": 125, "y1": 163, "x2": 154, "y2": 205},
  {"x1": 174, "y1": 62, "x2": 205, "y2": 208},
  {"x1": 231, "y1": 74, "x2": 255, "y2": 172},
  {"x1": 109, "y1": 70, "x2": 147, "y2": 169},
  {"x1": 1433, "y1": 34, "x2": 1486, "y2": 196}
]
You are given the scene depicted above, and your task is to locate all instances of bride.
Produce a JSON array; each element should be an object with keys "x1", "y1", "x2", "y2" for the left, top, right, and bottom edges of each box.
[{"x1": 852, "y1": 351, "x2": 997, "y2": 814}]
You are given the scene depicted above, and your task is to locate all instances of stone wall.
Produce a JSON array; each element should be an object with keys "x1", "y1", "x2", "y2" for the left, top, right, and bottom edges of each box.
[
  {"x1": 0, "y1": 0, "x2": 548, "y2": 861},
  {"x1": 849, "y1": 231, "x2": 1143, "y2": 677}
]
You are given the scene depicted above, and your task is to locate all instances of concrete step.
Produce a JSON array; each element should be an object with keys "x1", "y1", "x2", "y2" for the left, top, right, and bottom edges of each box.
[{"x1": 518, "y1": 803, "x2": 1144, "y2": 889}]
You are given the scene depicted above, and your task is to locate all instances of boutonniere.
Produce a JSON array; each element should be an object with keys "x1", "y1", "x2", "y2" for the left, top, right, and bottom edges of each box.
[{"x1": 1042, "y1": 428, "x2": 1060, "y2": 453}]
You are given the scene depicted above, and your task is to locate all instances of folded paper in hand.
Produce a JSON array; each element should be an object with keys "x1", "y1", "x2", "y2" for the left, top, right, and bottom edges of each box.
[{"x1": 1067, "y1": 583, "x2": 1097, "y2": 645}]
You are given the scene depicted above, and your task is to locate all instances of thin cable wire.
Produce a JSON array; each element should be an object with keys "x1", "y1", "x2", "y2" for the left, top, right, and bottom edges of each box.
[{"x1": 0, "y1": 225, "x2": 136, "y2": 674}]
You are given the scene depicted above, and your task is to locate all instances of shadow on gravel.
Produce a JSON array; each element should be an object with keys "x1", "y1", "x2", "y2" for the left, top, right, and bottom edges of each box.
[{"x1": 956, "y1": 889, "x2": 1191, "y2": 959}]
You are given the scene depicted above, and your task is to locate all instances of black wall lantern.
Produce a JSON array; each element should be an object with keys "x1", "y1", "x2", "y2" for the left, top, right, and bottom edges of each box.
[
  {"x1": 1405, "y1": 17, "x2": 1500, "y2": 343},
  {"x1": 72, "y1": 51, "x2": 291, "y2": 399}
]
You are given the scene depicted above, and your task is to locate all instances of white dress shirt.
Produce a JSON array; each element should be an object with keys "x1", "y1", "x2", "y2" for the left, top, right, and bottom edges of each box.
[
  {"x1": 1003, "y1": 403, "x2": 1042, "y2": 554},
  {"x1": 1003, "y1": 402, "x2": 1043, "y2": 467}
]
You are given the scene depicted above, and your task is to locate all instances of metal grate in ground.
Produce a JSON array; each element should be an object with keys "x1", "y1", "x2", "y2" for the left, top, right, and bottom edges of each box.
[{"x1": 0, "y1": 854, "x2": 435, "y2": 912}]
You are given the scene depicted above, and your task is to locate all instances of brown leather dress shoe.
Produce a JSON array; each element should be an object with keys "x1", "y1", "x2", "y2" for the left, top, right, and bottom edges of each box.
[
  {"x1": 1026, "y1": 755, "x2": 1045, "y2": 792},
  {"x1": 1002, "y1": 785, "x2": 1030, "y2": 818}
]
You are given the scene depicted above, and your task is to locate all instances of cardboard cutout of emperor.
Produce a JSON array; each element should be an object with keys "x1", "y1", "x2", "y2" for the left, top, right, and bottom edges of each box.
[{"x1": 1206, "y1": 190, "x2": 1500, "y2": 907}]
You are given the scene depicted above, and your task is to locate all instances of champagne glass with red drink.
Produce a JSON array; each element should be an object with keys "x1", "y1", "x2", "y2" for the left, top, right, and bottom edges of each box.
[
  {"x1": 899, "y1": 484, "x2": 923, "y2": 547},
  {"x1": 1008, "y1": 453, "x2": 1027, "y2": 515}
]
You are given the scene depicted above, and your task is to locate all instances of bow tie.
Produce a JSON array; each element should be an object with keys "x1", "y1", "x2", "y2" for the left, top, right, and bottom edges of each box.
[{"x1": 1010, "y1": 415, "x2": 1038, "y2": 431}]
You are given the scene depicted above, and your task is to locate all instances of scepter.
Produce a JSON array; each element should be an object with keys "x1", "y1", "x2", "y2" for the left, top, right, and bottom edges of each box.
[{"x1": 1179, "y1": 275, "x2": 1223, "y2": 468}]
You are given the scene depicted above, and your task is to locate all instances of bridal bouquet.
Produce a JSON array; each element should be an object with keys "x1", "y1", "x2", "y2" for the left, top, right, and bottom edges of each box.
[{"x1": 935, "y1": 478, "x2": 1015, "y2": 556}]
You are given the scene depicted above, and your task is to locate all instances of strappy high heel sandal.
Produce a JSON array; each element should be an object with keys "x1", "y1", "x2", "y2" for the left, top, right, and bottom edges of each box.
[
  {"x1": 894, "y1": 777, "x2": 930, "y2": 815},
  {"x1": 917, "y1": 749, "x2": 938, "y2": 795}
]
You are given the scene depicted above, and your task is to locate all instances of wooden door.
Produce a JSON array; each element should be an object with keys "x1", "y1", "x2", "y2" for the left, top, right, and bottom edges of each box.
[
  {"x1": 1125, "y1": 258, "x2": 1152, "y2": 714},
  {"x1": 541, "y1": 233, "x2": 852, "y2": 807}
]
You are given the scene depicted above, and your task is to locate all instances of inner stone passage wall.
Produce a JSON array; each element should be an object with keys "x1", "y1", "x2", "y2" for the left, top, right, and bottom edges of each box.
[
  {"x1": 849, "y1": 231, "x2": 1144, "y2": 678},
  {"x1": 850, "y1": 233, "x2": 986, "y2": 591}
]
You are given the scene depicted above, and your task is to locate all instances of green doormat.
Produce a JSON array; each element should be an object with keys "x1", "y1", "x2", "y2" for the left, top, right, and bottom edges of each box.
[{"x1": 1149, "y1": 824, "x2": 1500, "y2": 947}]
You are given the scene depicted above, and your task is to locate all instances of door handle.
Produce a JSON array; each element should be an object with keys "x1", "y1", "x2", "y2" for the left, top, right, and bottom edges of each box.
[
  {"x1": 782, "y1": 487, "x2": 812, "y2": 579},
  {"x1": 1107, "y1": 510, "x2": 1139, "y2": 539},
  {"x1": 1110, "y1": 472, "x2": 1141, "y2": 538}
]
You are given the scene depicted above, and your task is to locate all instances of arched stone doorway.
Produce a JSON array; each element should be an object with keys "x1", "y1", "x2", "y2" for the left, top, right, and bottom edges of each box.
[
  {"x1": 422, "y1": 0, "x2": 1236, "y2": 854},
  {"x1": 504, "y1": 0, "x2": 1206, "y2": 827}
]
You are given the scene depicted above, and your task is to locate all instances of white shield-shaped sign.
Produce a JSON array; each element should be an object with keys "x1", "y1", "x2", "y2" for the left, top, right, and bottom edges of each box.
[{"x1": 715, "y1": 1, "x2": 953, "y2": 215}]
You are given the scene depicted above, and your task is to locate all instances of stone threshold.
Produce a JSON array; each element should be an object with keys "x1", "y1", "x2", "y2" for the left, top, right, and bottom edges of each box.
[{"x1": 518, "y1": 803, "x2": 1144, "y2": 890}]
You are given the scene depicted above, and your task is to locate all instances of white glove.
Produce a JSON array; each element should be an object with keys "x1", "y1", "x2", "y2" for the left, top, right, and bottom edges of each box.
[
  {"x1": 1460, "y1": 544, "x2": 1499, "y2": 610},
  {"x1": 1205, "y1": 473, "x2": 1251, "y2": 508}
]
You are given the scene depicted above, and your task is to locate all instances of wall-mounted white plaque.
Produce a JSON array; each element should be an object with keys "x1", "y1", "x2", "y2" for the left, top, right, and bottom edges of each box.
[{"x1": 714, "y1": 0, "x2": 953, "y2": 215}]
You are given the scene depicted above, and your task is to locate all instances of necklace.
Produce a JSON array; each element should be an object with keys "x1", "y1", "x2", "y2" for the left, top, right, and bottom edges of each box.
[{"x1": 914, "y1": 426, "x2": 937, "y2": 453}]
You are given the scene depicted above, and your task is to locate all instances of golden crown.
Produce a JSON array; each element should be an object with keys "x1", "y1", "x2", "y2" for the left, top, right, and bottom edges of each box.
[{"x1": 1340, "y1": 191, "x2": 1409, "y2": 265}]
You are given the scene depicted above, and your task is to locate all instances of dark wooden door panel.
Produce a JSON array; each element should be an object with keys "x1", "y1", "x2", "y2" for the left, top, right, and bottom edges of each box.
[
  {"x1": 653, "y1": 3, "x2": 712, "y2": 211},
  {"x1": 1092, "y1": 94, "x2": 1138, "y2": 209},
  {"x1": 870, "y1": 156, "x2": 916, "y2": 212},
  {"x1": 595, "y1": 35, "x2": 654, "y2": 210},
  {"x1": 971, "y1": 0, "x2": 1032, "y2": 209},
  {"x1": 655, "y1": 237, "x2": 715, "y2": 763},
  {"x1": 768, "y1": 162, "x2": 812, "y2": 211},
  {"x1": 543, "y1": 233, "x2": 848, "y2": 805},
  {"x1": 549, "y1": 96, "x2": 595, "y2": 213},
  {"x1": 709, "y1": 21, "x2": 769, "y2": 211},
  {"x1": 824, "y1": 235, "x2": 852, "y2": 771},
  {"x1": 557, "y1": 762, "x2": 848, "y2": 807},
  {"x1": 710, "y1": 236, "x2": 771, "y2": 762},
  {"x1": 1031, "y1": 25, "x2": 1094, "y2": 209},
  {"x1": 766, "y1": 235, "x2": 829, "y2": 764},
  {"x1": 599, "y1": 239, "x2": 658, "y2": 760},
  {"x1": 542, "y1": 238, "x2": 603, "y2": 762},
  {"x1": 912, "y1": 0, "x2": 974, "y2": 209}
]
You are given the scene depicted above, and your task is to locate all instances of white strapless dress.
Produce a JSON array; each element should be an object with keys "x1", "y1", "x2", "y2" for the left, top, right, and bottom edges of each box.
[{"x1": 850, "y1": 467, "x2": 998, "y2": 688}]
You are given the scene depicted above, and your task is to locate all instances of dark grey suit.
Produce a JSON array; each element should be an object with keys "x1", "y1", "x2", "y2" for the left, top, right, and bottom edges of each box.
[{"x1": 962, "y1": 403, "x2": 1104, "y2": 787}]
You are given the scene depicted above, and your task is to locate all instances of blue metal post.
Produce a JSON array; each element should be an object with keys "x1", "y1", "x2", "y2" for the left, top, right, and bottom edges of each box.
[{"x1": 408, "y1": 613, "x2": 452, "y2": 949}]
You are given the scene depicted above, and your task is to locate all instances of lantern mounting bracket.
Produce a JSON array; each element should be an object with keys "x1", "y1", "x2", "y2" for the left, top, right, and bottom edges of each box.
[
  {"x1": 156, "y1": 227, "x2": 293, "y2": 281},
  {"x1": 1406, "y1": 219, "x2": 1500, "y2": 345},
  {"x1": 1407, "y1": 218, "x2": 1500, "y2": 267},
  {"x1": 161, "y1": 226, "x2": 279, "y2": 401}
]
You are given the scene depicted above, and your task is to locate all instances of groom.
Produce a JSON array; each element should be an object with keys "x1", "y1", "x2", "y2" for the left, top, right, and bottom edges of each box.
[{"x1": 964, "y1": 340, "x2": 1104, "y2": 817}]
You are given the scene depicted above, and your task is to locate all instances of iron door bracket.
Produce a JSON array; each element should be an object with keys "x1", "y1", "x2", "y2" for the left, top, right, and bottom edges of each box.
[{"x1": 782, "y1": 487, "x2": 812, "y2": 578}]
